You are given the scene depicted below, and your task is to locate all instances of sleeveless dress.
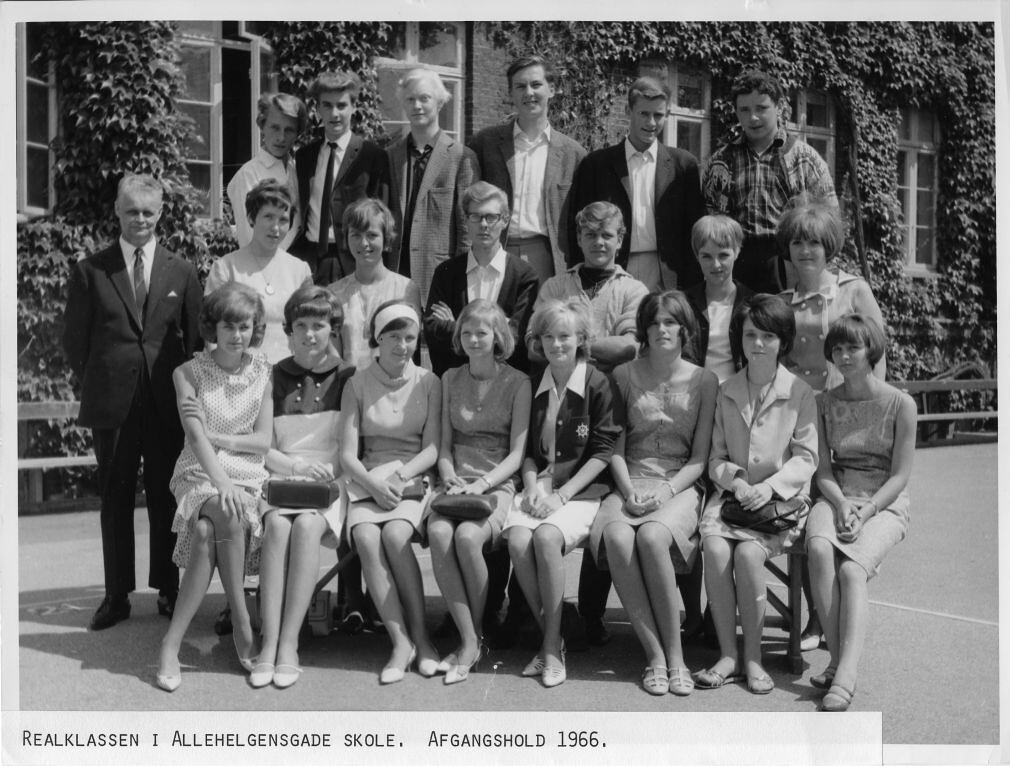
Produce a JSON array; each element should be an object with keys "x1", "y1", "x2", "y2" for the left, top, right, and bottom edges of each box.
[
  {"x1": 266, "y1": 356, "x2": 356, "y2": 548},
  {"x1": 328, "y1": 272, "x2": 422, "y2": 370},
  {"x1": 344, "y1": 359, "x2": 438, "y2": 537},
  {"x1": 590, "y1": 360, "x2": 707, "y2": 572},
  {"x1": 169, "y1": 350, "x2": 272, "y2": 575},
  {"x1": 432, "y1": 364, "x2": 528, "y2": 544},
  {"x1": 805, "y1": 385, "x2": 912, "y2": 578}
]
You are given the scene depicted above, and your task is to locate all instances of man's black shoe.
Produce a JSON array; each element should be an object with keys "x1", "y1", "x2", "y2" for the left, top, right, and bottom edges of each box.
[
  {"x1": 90, "y1": 595, "x2": 131, "y2": 631},
  {"x1": 214, "y1": 606, "x2": 232, "y2": 636},
  {"x1": 157, "y1": 590, "x2": 177, "y2": 618},
  {"x1": 433, "y1": 611, "x2": 459, "y2": 640},
  {"x1": 584, "y1": 616, "x2": 611, "y2": 647},
  {"x1": 561, "y1": 602, "x2": 589, "y2": 651}
]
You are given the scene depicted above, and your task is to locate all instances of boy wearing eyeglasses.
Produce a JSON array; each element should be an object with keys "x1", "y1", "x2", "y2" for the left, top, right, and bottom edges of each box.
[{"x1": 423, "y1": 181, "x2": 539, "y2": 376}]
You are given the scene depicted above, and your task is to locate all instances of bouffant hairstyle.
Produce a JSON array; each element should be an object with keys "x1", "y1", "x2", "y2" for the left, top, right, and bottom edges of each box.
[
  {"x1": 342, "y1": 198, "x2": 397, "y2": 253},
  {"x1": 691, "y1": 214, "x2": 744, "y2": 256},
  {"x1": 776, "y1": 196, "x2": 845, "y2": 262},
  {"x1": 824, "y1": 313, "x2": 887, "y2": 368},
  {"x1": 396, "y1": 67, "x2": 451, "y2": 108},
  {"x1": 462, "y1": 181, "x2": 509, "y2": 217},
  {"x1": 627, "y1": 76, "x2": 671, "y2": 109},
  {"x1": 308, "y1": 71, "x2": 361, "y2": 103},
  {"x1": 506, "y1": 55, "x2": 556, "y2": 88},
  {"x1": 367, "y1": 299, "x2": 419, "y2": 349},
  {"x1": 199, "y1": 281, "x2": 266, "y2": 347},
  {"x1": 283, "y1": 285, "x2": 343, "y2": 336},
  {"x1": 635, "y1": 290, "x2": 699, "y2": 363},
  {"x1": 255, "y1": 92, "x2": 308, "y2": 136},
  {"x1": 729, "y1": 293, "x2": 795, "y2": 366},
  {"x1": 245, "y1": 178, "x2": 294, "y2": 224},
  {"x1": 527, "y1": 298, "x2": 594, "y2": 361},
  {"x1": 451, "y1": 299, "x2": 515, "y2": 362},
  {"x1": 730, "y1": 69, "x2": 786, "y2": 103},
  {"x1": 575, "y1": 201, "x2": 626, "y2": 238}
]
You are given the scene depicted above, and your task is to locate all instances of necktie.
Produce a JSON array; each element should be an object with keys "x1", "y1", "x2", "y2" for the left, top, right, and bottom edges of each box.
[
  {"x1": 317, "y1": 141, "x2": 338, "y2": 258},
  {"x1": 133, "y1": 248, "x2": 147, "y2": 323}
]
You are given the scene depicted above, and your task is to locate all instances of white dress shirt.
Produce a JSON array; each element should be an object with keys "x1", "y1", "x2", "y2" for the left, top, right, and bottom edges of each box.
[
  {"x1": 226, "y1": 147, "x2": 300, "y2": 250},
  {"x1": 625, "y1": 138, "x2": 658, "y2": 253},
  {"x1": 508, "y1": 122, "x2": 551, "y2": 239},
  {"x1": 466, "y1": 244, "x2": 508, "y2": 303},
  {"x1": 120, "y1": 236, "x2": 155, "y2": 301},
  {"x1": 307, "y1": 131, "x2": 352, "y2": 243}
]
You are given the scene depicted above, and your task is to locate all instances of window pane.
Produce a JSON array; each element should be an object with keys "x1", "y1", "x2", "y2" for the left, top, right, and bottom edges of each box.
[
  {"x1": 419, "y1": 22, "x2": 459, "y2": 68},
  {"x1": 805, "y1": 92, "x2": 828, "y2": 128},
  {"x1": 916, "y1": 190, "x2": 934, "y2": 227},
  {"x1": 187, "y1": 162, "x2": 211, "y2": 215},
  {"x1": 438, "y1": 80, "x2": 459, "y2": 134},
  {"x1": 899, "y1": 109, "x2": 911, "y2": 141},
  {"x1": 806, "y1": 137, "x2": 829, "y2": 163},
  {"x1": 259, "y1": 48, "x2": 276, "y2": 94},
  {"x1": 676, "y1": 72, "x2": 703, "y2": 110},
  {"x1": 896, "y1": 150, "x2": 908, "y2": 186},
  {"x1": 897, "y1": 188, "x2": 909, "y2": 222},
  {"x1": 26, "y1": 146, "x2": 49, "y2": 209},
  {"x1": 26, "y1": 81, "x2": 49, "y2": 144},
  {"x1": 915, "y1": 227, "x2": 934, "y2": 266},
  {"x1": 917, "y1": 109, "x2": 936, "y2": 142},
  {"x1": 675, "y1": 120, "x2": 702, "y2": 159},
  {"x1": 377, "y1": 67, "x2": 405, "y2": 122},
  {"x1": 178, "y1": 45, "x2": 211, "y2": 101},
  {"x1": 179, "y1": 102, "x2": 211, "y2": 160},
  {"x1": 177, "y1": 20, "x2": 216, "y2": 38},
  {"x1": 386, "y1": 22, "x2": 407, "y2": 59},
  {"x1": 25, "y1": 23, "x2": 47, "y2": 80},
  {"x1": 917, "y1": 153, "x2": 935, "y2": 188}
]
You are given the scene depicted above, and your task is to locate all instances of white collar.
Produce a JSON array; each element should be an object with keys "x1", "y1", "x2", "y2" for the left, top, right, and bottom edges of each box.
[
  {"x1": 324, "y1": 131, "x2": 353, "y2": 152},
  {"x1": 783, "y1": 269, "x2": 859, "y2": 305},
  {"x1": 466, "y1": 244, "x2": 507, "y2": 274},
  {"x1": 120, "y1": 236, "x2": 156, "y2": 261},
  {"x1": 513, "y1": 120, "x2": 552, "y2": 144},
  {"x1": 536, "y1": 359, "x2": 588, "y2": 399},
  {"x1": 624, "y1": 137, "x2": 657, "y2": 163},
  {"x1": 255, "y1": 146, "x2": 288, "y2": 169}
]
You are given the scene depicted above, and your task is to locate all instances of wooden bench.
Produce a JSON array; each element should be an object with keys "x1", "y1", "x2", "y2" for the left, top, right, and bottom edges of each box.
[
  {"x1": 17, "y1": 401, "x2": 96, "y2": 507},
  {"x1": 892, "y1": 365, "x2": 997, "y2": 445}
]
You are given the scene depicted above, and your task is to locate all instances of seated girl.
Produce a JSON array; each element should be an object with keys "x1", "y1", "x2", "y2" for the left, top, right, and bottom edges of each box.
[
  {"x1": 156, "y1": 282, "x2": 273, "y2": 692},
  {"x1": 428, "y1": 300, "x2": 531, "y2": 684},
  {"x1": 502, "y1": 298, "x2": 622, "y2": 688},
  {"x1": 251, "y1": 286, "x2": 356, "y2": 689},
  {"x1": 806, "y1": 314, "x2": 916, "y2": 712},
  {"x1": 338, "y1": 301, "x2": 442, "y2": 683},
  {"x1": 589, "y1": 290, "x2": 717, "y2": 696},
  {"x1": 695, "y1": 293, "x2": 818, "y2": 695}
]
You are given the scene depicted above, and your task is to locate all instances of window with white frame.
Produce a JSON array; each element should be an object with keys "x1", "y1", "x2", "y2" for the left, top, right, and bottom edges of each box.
[
  {"x1": 177, "y1": 21, "x2": 277, "y2": 218},
  {"x1": 375, "y1": 22, "x2": 466, "y2": 139},
  {"x1": 638, "y1": 60, "x2": 712, "y2": 161},
  {"x1": 16, "y1": 23, "x2": 57, "y2": 216},
  {"x1": 896, "y1": 108, "x2": 940, "y2": 272},
  {"x1": 787, "y1": 90, "x2": 836, "y2": 170}
]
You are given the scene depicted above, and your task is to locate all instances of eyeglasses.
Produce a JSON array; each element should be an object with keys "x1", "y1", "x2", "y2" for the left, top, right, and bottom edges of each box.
[{"x1": 466, "y1": 213, "x2": 504, "y2": 225}]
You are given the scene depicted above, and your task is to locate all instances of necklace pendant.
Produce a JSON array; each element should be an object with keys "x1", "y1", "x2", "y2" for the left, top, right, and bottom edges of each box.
[{"x1": 264, "y1": 284, "x2": 276, "y2": 295}]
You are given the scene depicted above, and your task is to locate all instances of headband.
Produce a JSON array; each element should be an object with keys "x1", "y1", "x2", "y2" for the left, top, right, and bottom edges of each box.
[{"x1": 372, "y1": 304, "x2": 419, "y2": 341}]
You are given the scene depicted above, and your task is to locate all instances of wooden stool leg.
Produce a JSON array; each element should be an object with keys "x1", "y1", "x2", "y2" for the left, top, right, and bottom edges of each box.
[{"x1": 788, "y1": 552, "x2": 804, "y2": 674}]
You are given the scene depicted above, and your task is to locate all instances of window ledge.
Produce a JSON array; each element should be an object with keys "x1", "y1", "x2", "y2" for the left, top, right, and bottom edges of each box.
[{"x1": 903, "y1": 265, "x2": 939, "y2": 279}]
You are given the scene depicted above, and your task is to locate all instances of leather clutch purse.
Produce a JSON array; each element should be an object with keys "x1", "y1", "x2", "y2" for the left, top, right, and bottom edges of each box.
[
  {"x1": 719, "y1": 493, "x2": 807, "y2": 535},
  {"x1": 429, "y1": 493, "x2": 496, "y2": 520},
  {"x1": 264, "y1": 478, "x2": 340, "y2": 509}
]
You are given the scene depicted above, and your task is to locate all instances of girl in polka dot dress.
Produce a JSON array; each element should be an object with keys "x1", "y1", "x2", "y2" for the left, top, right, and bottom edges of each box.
[{"x1": 156, "y1": 282, "x2": 273, "y2": 692}]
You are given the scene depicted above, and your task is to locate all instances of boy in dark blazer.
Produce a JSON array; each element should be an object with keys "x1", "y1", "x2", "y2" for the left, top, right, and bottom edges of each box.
[{"x1": 62, "y1": 173, "x2": 202, "y2": 630}]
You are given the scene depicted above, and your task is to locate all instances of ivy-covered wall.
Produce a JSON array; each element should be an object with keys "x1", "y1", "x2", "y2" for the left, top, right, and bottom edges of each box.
[{"x1": 485, "y1": 21, "x2": 996, "y2": 381}]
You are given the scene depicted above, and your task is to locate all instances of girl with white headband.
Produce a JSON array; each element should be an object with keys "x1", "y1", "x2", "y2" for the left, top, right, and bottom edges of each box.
[{"x1": 338, "y1": 299, "x2": 442, "y2": 683}]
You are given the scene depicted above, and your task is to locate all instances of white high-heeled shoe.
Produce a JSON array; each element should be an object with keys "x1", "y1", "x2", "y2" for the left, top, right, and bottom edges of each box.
[{"x1": 379, "y1": 646, "x2": 416, "y2": 685}]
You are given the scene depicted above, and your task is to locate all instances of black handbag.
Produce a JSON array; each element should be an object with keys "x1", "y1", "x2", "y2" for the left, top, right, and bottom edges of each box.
[
  {"x1": 264, "y1": 478, "x2": 340, "y2": 509},
  {"x1": 429, "y1": 492, "x2": 496, "y2": 521},
  {"x1": 719, "y1": 493, "x2": 807, "y2": 535}
]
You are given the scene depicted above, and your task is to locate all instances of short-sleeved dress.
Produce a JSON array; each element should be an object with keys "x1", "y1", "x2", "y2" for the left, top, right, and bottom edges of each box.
[
  {"x1": 266, "y1": 356, "x2": 356, "y2": 548},
  {"x1": 329, "y1": 272, "x2": 422, "y2": 370},
  {"x1": 805, "y1": 386, "x2": 911, "y2": 578},
  {"x1": 590, "y1": 360, "x2": 707, "y2": 572},
  {"x1": 433, "y1": 364, "x2": 528, "y2": 544},
  {"x1": 345, "y1": 359, "x2": 438, "y2": 536},
  {"x1": 170, "y1": 350, "x2": 272, "y2": 575}
]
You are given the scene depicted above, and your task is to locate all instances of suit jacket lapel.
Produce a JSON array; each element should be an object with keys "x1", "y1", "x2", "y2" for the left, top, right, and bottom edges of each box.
[
  {"x1": 610, "y1": 144, "x2": 632, "y2": 203},
  {"x1": 145, "y1": 246, "x2": 173, "y2": 325},
  {"x1": 544, "y1": 131, "x2": 564, "y2": 200},
  {"x1": 654, "y1": 143, "x2": 674, "y2": 200},
  {"x1": 335, "y1": 134, "x2": 362, "y2": 186},
  {"x1": 495, "y1": 124, "x2": 516, "y2": 197},
  {"x1": 105, "y1": 245, "x2": 143, "y2": 331},
  {"x1": 498, "y1": 257, "x2": 518, "y2": 307},
  {"x1": 416, "y1": 132, "x2": 451, "y2": 207}
]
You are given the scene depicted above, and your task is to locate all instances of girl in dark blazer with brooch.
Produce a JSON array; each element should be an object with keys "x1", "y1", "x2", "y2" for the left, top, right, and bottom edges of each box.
[{"x1": 502, "y1": 298, "x2": 623, "y2": 688}]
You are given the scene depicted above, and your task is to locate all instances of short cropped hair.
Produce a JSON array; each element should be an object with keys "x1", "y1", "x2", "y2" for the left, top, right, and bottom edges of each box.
[
  {"x1": 462, "y1": 181, "x2": 509, "y2": 216},
  {"x1": 451, "y1": 299, "x2": 515, "y2": 362},
  {"x1": 627, "y1": 76, "x2": 671, "y2": 109},
  {"x1": 507, "y1": 55, "x2": 556, "y2": 89},
  {"x1": 308, "y1": 71, "x2": 361, "y2": 103},
  {"x1": 255, "y1": 92, "x2": 308, "y2": 135},
  {"x1": 245, "y1": 178, "x2": 294, "y2": 224},
  {"x1": 575, "y1": 201, "x2": 626, "y2": 238},
  {"x1": 729, "y1": 293, "x2": 796, "y2": 366},
  {"x1": 691, "y1": 214, "x2": 744, "y2": 256},
  {"x1": 730, "y1": 69, "x2": 786, "y2": 103},
  {"x1": 824, "y1": 313, "x2": 887, "y2": 367},
  {"x1": 396, "y1": 67, "x2": 451, "y2": 108},
  {"x1": 283, "y1": 285, "x2": 343, "y2": 336},
  {"x1": 776, "y1": 197, "x2": 845, "y2": 262},
  {"x1": 527, "y1": 298, "x2": 594, "y2": 361},
  {"x1": 368, "y1": 299, "x2": 419, "y2": 349},
  {"x1": 117, "y1": 173, "x2": 163, "y2": 201},
  {"x1": 635, "y1": 290, "x2": 699, "y2": 362},
  {"x1": 199, "y1": 281, "x2": 266, "y2": 347},
  {"x1": 342, "y1": 197, "x2": 397, "y2": 253}
]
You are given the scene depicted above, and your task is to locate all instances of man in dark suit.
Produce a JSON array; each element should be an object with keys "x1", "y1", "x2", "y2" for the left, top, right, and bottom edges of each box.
[
  {"x1": 468, "y1": 56, "x2": 586, "y2": 284},
  {"x1": 570, "y1": 76, "x2": 705, "y2": 292},
  {"x1": 63, "y1": 173, "x2": 202, "y2": 630},
  {"x1": 423, "y1": 181, "x2": 539, "y2": 376},
  {"x1": 291, "y1": 71, "x2": 391, "y2": 284}
]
